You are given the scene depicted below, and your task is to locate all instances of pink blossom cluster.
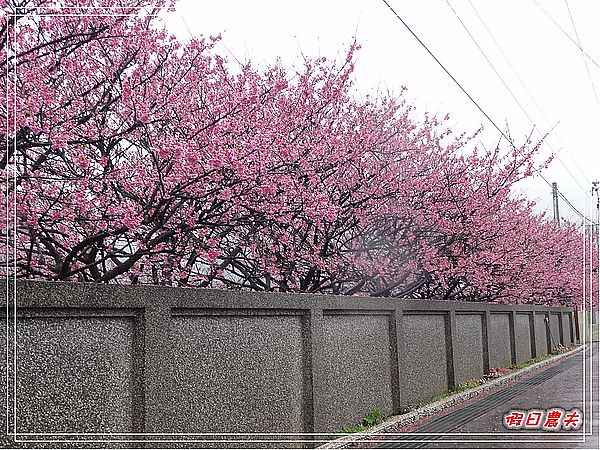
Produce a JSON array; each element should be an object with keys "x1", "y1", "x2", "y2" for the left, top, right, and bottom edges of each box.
[{"x1": 0, "y1": 0, "x2": 594, "y2": 305}]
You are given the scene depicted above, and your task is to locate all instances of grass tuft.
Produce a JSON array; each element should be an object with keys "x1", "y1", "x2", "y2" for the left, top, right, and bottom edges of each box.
[{"x1": 340, "y1": 409, "x2": 383, "y2": 434}]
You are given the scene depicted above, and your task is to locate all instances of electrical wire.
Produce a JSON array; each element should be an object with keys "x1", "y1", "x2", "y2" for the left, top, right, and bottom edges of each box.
[
  {"x1": 563, "y1": 0, "x2": 600, "y2": 107},
  {"x1": 559, "y1": 190, "x2": 594, "y2": 223},
  {"x1": 530, "y1": 0, "x2": 600, "y2": 71},
  {"x1": 465, "y1": 0, "x2": 592, "y2": 189},
  {"x1": 445, "y1": 0, "x2": 590, "y2": 197},
  {"x1": 378, "y1": 0, "x2": 593, "y2": 223}
]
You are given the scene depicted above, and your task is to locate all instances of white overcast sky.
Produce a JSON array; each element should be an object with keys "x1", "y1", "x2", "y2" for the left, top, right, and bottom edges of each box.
[{"x1": 162, "y1": 0, "x2": 600, "y2": 225}]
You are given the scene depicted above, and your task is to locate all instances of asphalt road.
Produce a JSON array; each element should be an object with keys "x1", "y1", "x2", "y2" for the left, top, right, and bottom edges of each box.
[{"x1": 356, "y1": 345, "x2": 599, "y2": 449}]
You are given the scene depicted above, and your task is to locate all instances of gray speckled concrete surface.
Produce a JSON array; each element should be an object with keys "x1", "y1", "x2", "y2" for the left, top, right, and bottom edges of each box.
[
  {"x1": 515, "y1": 313, "x2": 533, "y2": 363},
  {"x1": 16, "y1": 317, "x2": 135, "y2": 433},
  {"x1": 1, "y1": 316, "x2": 136, "y2": 449},
  {"x1": 535, "y1": 313, "x2": 550, "y2": 358},
  {"x1": 488, "y1": 313, "x2": 512, "y2": 369},
  {"x1": 0, "y1": 280, "x2": 578, "y2": 447},
  {"x1": 549, "y1": 313, "x2": 561, "y2": 350},
  {"x1": 164, "y1": 314, "x2": 306, "y2": 433},
  {"x1": 402, "y1": 314, "x2": 448, "y2": 405},
  {"x1": 320, "y1": 313, "x2": 394, "y2": 433},
  {"x1": 453, "y1": 314, "x2": 484, "y2": 385},
  {"x1": 564, "y1": 314, "x2": 574, "y2": 346}
]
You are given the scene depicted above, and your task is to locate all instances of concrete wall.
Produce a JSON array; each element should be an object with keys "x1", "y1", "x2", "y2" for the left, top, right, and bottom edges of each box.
[
  {"x1": 514, "y1": 313, "x2": 533, "y2": 363},
  {"x1": 534, "y1": 312, "x2": 549, "y2": 358},
  {"x1": 0, "y1": 281, "x2": 576, "y2": 444},
  {"x1": 319, "y1": 312, "x2": 394, "y2": 432},
  {"x1": 548, "y1": 313, "x2": 561, "y2": 350},
  {"x1": 487, "y1": 313, "x2": 512, "y2": 369},
  {"x1": 453, "y1": 313, "x2": 484, "y2": 385},
  {"x1": 164, "y1": 312, "x2": 307, "y2": 433},
  {"x1": 402, "y1": 313, "x2": 448, "y2": 405},
  {"x1": 563, "y1": 313, "x2": 573, "y2": 346},
  {"x1": 17, "y1": 316, "x2": 137, "y2": 433}
]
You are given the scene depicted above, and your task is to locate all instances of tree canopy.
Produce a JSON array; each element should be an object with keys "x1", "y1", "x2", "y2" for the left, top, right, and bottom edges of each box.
[{"x1": 1, "y1": 0, "x2": 592, "y2": 305}]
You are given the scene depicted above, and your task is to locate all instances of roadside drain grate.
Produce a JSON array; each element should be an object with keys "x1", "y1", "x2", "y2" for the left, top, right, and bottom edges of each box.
[{"x1": 374, "y1": 347, "x2": 595, "y2": 449}]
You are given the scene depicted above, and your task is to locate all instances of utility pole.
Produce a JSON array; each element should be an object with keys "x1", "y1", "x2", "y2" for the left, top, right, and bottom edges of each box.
[{"x1": 552, "y1": 182, "x2": 560, "y2": 226}]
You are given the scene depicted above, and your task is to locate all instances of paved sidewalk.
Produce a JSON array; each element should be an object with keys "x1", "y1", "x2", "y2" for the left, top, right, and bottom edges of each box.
[{"x1": 355, "y1": 345, "x2": 599, "y2": 449}]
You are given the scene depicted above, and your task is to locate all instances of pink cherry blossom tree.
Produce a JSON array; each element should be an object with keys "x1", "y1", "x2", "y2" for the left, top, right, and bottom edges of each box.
[{"x1": 1, "y1": 0, "x2": 591, "y2": 307}]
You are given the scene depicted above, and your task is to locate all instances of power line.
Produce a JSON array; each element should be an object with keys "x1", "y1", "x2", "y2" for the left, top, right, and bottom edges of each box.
[
  {"x1": 563, "y1": 0, "x2": 600, "y2": 107},
  {"x1": 465, "y1": 0, "x2": 592, "y2": 189},
  {"x1": 378, "y1": 1, "x2": 513, "y2": 150},
  {"x1": 378, "y1": 0, "x2": 592, "y2": 223},
  {"x1": 530, "y1": 0, "x2": 600, "y2": 71},
  {"x1": 558, "y1": 190, "x2": 594, "y2": 223},
  {"x1": 445, "y1": 0, "x2": 590, "y2": 198},
  {"x1": 444, "y1": 0, "x2": 534, "y2": 125}
]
